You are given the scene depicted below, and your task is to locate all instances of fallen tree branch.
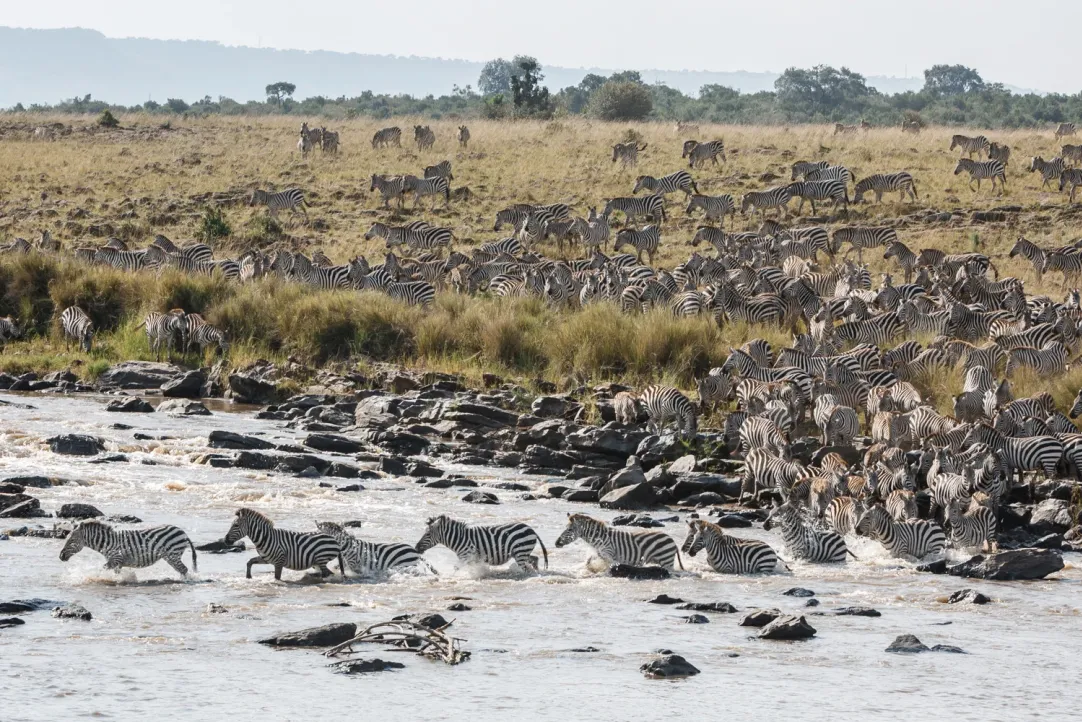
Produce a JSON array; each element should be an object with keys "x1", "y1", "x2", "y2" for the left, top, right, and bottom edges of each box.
[{"x1": 324, "y1": 620, "x2": 470, "y2": 665}]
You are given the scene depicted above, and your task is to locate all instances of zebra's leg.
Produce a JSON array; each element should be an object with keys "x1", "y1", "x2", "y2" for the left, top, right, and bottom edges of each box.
[
  {"x1": 514, "y1": 552, "x2": 539, "y2": 574},
  {"x1": 166, "y1": 555, "x2": 189, "y2": 577},
  {"x1": 245, "y1": 555, "x2": 268, "y2": 579},
  {"x1": 274, "y1": 566, "x2": 284, "y2": 581},
  {"x1": 315, "y1": 564, "x2": 332, "y2": 578}
]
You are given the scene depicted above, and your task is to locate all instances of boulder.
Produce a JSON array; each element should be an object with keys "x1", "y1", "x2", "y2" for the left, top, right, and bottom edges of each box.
[
  {"x1": 804, "y1": 599, "x2": 820, "y2": 608},
  {"x1": 330, "y1": 658, "x2": 405, "y2": 675},
  {"x1": 612, "y1": 514, "x2": 669, "y2": 528},
  {"x1": 157, "y1": 399, "x2": 211, "y2": 416},
  {"x1": 0, "y1": 373, "x2": 17, "y2": 390},
  {"x1": 446, "y1": 602, "x2": 471, "y2": 612},
  {"x1": 0, "y1": 617, "x2": 25, "y2": 628},
  {"x1": 47, "y1": 434, "x2": 105, "y2": 456},
  {"x1": 531, "y1": 396, "x2": 580, "y2": 419},
  {"x1": 683, "y1": 614, "x2": 710, "y2": 624},
  {"x1": 566, "y1": 428, "x2": 647, "y2": 458},
  {"x1": 52, "y1": 604, "x2": 92, "y2": 621},
  {"x1": 739, "y1": 609, "x2": 782, "y2": 627},
  {"x1": 948, "y1": 548, "x2": 1064, "y2": 580},
  {"x1": 668, "y1": 455, "x2": 697, "y2": 474},
  {"x1": 641, "y1": 654, "x2": 700, "y2": 679},
  {"x1": 758, "y1": 615, "x2": 816, "y2": 640},
  {"x1": 608, "y1": 564, "x2": 670, "y2": 580},
  {"x1": 98, "y1": 361, "x2": 183, "y2": 389},
  {"x1": 676, "y1": 602, "x2": 737, "y2": 613},
  {"x1": 161, "y1": 370, "x2": 206, "y2": 398},
  {"x1": 378, "y1": 457, "x2": 409, "y2": 476},
  {"x1": 57, "y1": 503, "x2": 104, "y2": 520},
  {"x1": 3, "y1": 476, "x2": 70, "y2": 489},
  {"x1": 105, "y1": 397, "x2": 154, "y2": 413},
  {"x1": 407, "y1": 460, "x2": 443, "y2": 478},
  {"x1": 0, "y1": 599, "x2": 60, "y2": 614},
  {"x1": 634, "y1": 434, "x2": 688, "y2": 468},
  {"x1": 517, "y1": 419, "x2": 567, "y2": 449},
  {"x1": 885, "y1": 635, "x2": 929, "y2": 653},
  {"x1": 647, "y1": 594, "x2": 685, "y2": 605},
  {"x1": 208, "y1": 430, "x2": 275, "y2": 451},
  {"x1": 783, "y1": 587, "x2": 815, "y2": 598},
  {"x1": 562, "y1": 488, "x2": 599, "y2": 503},
  {"x1": 108, "y1": 514, "x2": 142, "y2": 524},
  {"x1": 947, "y1": 589, "x2": 991, "y2": 605},
  {"x1": 259, "y1": 622, "x2": 358, "y2": 648},
  {"x1": 1029, "y1": 499, "x2": 1074, "y2": 535},
  {"x1": 599, "y1": 483, "x2": 659, "y2": 511},
  {"x1": 304, "y1": 434, "x2": 363, "y2": 454},
  {"x1": 0, "y1": 494, "x2": 41, "y2": 518},
  {"x1": 228, "y1": 373, "x2": 279, "y2": 404},
  {"x1": 820, "y1": 606, "x2": 881, "y2": 617},
  {"x1": 712, "y1": 514, "x2": 752, "y2": 529},
  {"x1": 678, "y1": 491, "x2": 727, "y2": 507},
  {"x1": 462, "y1": 491, "x2": 499, "y2": 505}
]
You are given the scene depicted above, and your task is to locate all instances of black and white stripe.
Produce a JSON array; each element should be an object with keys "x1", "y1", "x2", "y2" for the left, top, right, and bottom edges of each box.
[
  {"x1": 370, "y1": 174, "x2": 407, "y2": 209},
  {"x1": 786, "y1": 180, "x2": 848, "y2": 214},
  {"x1": 612, "y1": 142, "x2": 647, "y2": 167},
  {"x1": 740, "y1": 188, "x2": 791, "y2": 217},
  {"x1": 416, "y1": 514, "x2": 548, "y2": 572},
  {"x1": 950, "y1": 134, "x2": 991, "y2": 158},
  {"x1": 315, "y1": 522, "x2": 432, "y2": 577},
  {"x1": 1060, "y1": 169, "x2": 1082, "y2": 203},
  {"x1": 603, "y1": 195, "x2": 666, "y2": 225},
  {"x1": 414, "y1": 125, "x2": 435, "y2": 150},
  {"x1": 613, "y1": 225, "x2": 661, "y2": 265},
  {"x1": 224, "y1": 507, "x2": 344, "y2": 580},
  {"x1": 633, "y1": 171, "x2": 698, "y2": 199},
  {"x1": 685, "y1": 140, "x2": 726, "y2": 169},
  {"x1": 954, "y1": 159, "x2": 1007, "y2": 193},
  {"x1": 557, "y1": 514, "x2": 682, "y2": 569},
  {"x1": 682, "y1": 519, "x2": 778, "y2": 574},
  {"x1": 372, "y1": 127, "x2": 402, "y2": 148},
  {"x1": 640, "y1": 384, "x2": 697, "y2": 438},
  {"x1": 853, "y1": 172, "x2": 918, "y2": 203},
  {"x1": 59, "y1": 306, "x2": 94, "y2": 352},
  {"x1": 142, "y1": 309, "x2": 186, "y2": 360},
  {"x1": 946, "y1": 500, "x2": 997, "y2": 551},
  {"x1": 250, "y1": 188, "x2": 307, "y2": 218},
  {"x1": 855, "y1": 506, "x2": 945, "y2": 559},
  {"x1": 423, "y1": 160, "x2": 453, "y2": 181},
  {"x1": 1030, "y1": 156, "x2": 1066, "y2": 190},
  {"x1": 402, "y1": 174, "x2": 450, "y2": 209},
  {"x1": 458, "y1": 125, "x2": 470, "y2": 147},
  {"x1": 60, "y1": 520, "x2": 197, "y2": 577},
  {"x1": 685, "y1": 194, "x2": 736, "y2": 223},
  {"x1": 791, "y1": 160, "x2": 829, "y2": 180},
  {"x1": 763, "y1": 502, "x2": 850, "y2": 563},
  {"x1": 1055, "y1": 123, "x2": 1077, "y2": 139}
]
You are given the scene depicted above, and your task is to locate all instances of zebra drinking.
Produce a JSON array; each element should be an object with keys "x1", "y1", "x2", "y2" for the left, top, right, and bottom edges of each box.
[{"x1": 315, "y1": 522, "x2": 435, "y2": 577}]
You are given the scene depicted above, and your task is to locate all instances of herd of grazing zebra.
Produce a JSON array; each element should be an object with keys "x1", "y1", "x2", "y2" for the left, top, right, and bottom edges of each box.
[
  {"x1": 947, "y1": 132, "x2": 1082, "y2": 199},
  {"x1": 297, "y1": 122, "x2": 340, "y2": 158}
]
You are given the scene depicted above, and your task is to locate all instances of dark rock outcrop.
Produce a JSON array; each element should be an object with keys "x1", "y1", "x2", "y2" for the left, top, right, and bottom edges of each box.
[
  {"x1": 647, "y1": 594, "x2": 684, "y2": 605},
  {"x1": 759, "y1": 615, "x2": 816, "y2": 640},
  {"x1": 228, "y1": 372, "x2": 279, "y2": 404},
  {"x1": 57, "y1": 503, "x2": 104, "y2": 520},
  {"x1": 462, "y1": 491, "x2": 499, "y2": 505},
  {"x1": 676, "y1": 602, "x2": 738, "y2": 613},
  {"x1": 98, "y1": 361, "x2": 183, "y2": 389},
  {"x1": 47, "y1": 434, "x2": 105, "y2": 456},
  {"x1": 208, "y1": 430, "x2": 275, "y2": 450},
  {"x1": 304, "y1": 433, "x2": 363, "y2": 454},
  {"x1": 608, "y1": 564, "x2": 670, "y2": 580},
  {"x1": 259, "y1": 622, "x2": 357, "y2": 648},
  {"x1": 683, "y1": 614, "x2": 710, "y2": 624},
  {"x1": 105, "y1": 397, "x2": 154, "y2": 413},
  {"x1": 640, "y1": 654, "x2": 700, "y2": 679},
  {"x1": 52, "y1": 604, "x2": 92, "y2": 621},
  {"x1": 948, "y1": 548, "x2": 1064, "y2": 580},
  {"x1": 330, "y1": 658, "x2": 405, "y2": 674},
  {"x1": 0, "y1": 494, "x2": 41, "y2": 518},
  {"x1": 157, "y1": 399, "x2": 211, "y2": 416},
  {"x1": 947, "y1": 589, "x2": 991, "y2": 605},
  {"x1": 739, "y1": 609, "x2": 782, "y2": 627},
  {"x1": 160, "y1": 370, "x2": 206, "y2": 399},
  {"x1": 783, "y1": 587, "x2": 815, "y2": 598},
  {"x1": 599, "y1": 483, "x2": 659, "y2": 511},
  {"x1": 195, "y1": 540, "x2": 246, "y2": 554}
]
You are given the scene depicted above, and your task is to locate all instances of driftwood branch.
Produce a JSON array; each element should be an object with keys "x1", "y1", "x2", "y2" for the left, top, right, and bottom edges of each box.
[{"x1": 325, "y1": 620, "x2": 470, "y2": 665}]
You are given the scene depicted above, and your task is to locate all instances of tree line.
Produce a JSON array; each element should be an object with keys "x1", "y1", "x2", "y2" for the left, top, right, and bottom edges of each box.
[{"x1": 7, "y1": 59, "x2": 1080, "y2": 129}]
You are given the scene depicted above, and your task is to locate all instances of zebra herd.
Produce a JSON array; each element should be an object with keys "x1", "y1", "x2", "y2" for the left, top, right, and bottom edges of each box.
[
  {"x1": 298, "y1": 122, "x2": 339, "y2": 158},
  {"x1": 947, "y1": 133, "x2": 1082, "y2": 199}
]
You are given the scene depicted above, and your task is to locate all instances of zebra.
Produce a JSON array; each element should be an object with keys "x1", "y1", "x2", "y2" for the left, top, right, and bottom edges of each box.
[
  {"x1": 458, "y1": 125, "x2": 470, "y2": 148},
  {"x1": 1005, "y1": 341, "x2": 1068, "y2": 377},
  {"x1": 805, "y1": 165, "x2": 852, "y2": 186},
  {"x1": 224, "y1": 508, "x2": 344, "y2": 581},
  {"x1": 612, "y1": 142, "x2": 647, "y2": 168},
  {"x1": 415, "y1": 514, "x2": 548, "y2": 572},
  {"x1": 962, "y1": 424, "x2": 1063, "y2": 491},
  {"x1": 603, "y1": 195, "x2": 666, "y2": 225},
  {"x1": 738, "y1": 415, "x2": 789, "y2": 460},
  {"x1": 853, "y1": 172, "x2": 918, "y2": 203},
  {"x1": 763, "y1": 502, "x2": 850, "y2": 563},
  {"x1": 988, "y1": 142, "x2": 1010, "y2": 166},
  {"x1": 640, "y1": 385, "x2": 697, "y2": 438},
  {"x1": 571, "y1": 212, "x2": 610, "y2": 254},
  {"x1": 1060, "y1": 169, "x2": 1082, "y2": 203},
  {"x1": 1055, "y1": 122, "x2": 1077, "y2": 139},
  {"x1": 901, "y1": 119, "x2": 922, "y2": 134},
  {"x1": 613, "y1": 226, "x2": 661, "y2": 265},
  {"x1": 742, "y1": 449, "x2": 809, "y2": 500},
  {"x1": 0, "y1": 315, "x2": 19, "y2": 345},
  {"x1": 785, "y1": 180, "x2": 849, "y2": 214},
  {"x1": 386, "y1": 280, "x2": 437, "y2": 307},
  {"x1": 320, "y1": 128, "x2": 339, "y2": 154},
  {"x1": 93, "y1": 247, "x2": 147, "y2": 272},
  {"x1": 682, "y1": 519, "x2": 779, "y2": 574},
  {"x1": 740, "y1": 188, "x2": 791, "y2": 218},
  {"x1": 946, "y1": 499, "x2": 997, "y2": 551},
  {"x1": 855, "y1": 506, "x2": 946, "y2": 559},
  {"x1": 185, "y1": 317, "x2": 230, "y2": 356},
  {"x1": 141, "y1": 309, "x2": 186, "y2": 360},
  {"x1": 59, "y1": 306, "x2": 93, "y2": 352},
  {"x1": 791, "y1": 160, "x2": 829, "y2": 180},
  {"x1": 954, "y1": 159, "x2": 1007, "y2": 193},
  {"x1": 414, "y1": 125, "x2": 435, "y2": 150},
  {"x1": 1063, "y1": 144, "x2": 1082, "y2": 165},
  {"x1": 613, "y1": 391, "x2": 641, "y2": 424},
  {"x1": 633, "y1": 171, "x2": 698, "y2": 199},
  {"x1": 696, "y1": 373, "x2": 733, "y2": 411},
  {"x1": 423, "y1": 160, "x2": 453, "y2": 181},
  {"x1": 883, "y1": 241, "x2": 919, "y2": 283},
  {"x1": 372, "y1": 127, "x2": 402, "y2": 148},
  {"x1": 686, "y1": 140, "x2": 726, "y2": 169},
  {"x1": 297, "y1": 131, "x2": 312, "y2": 158},
  {"x1": 315, "y1": 522, "x2": 434, "y2": 576},
  {"x1": 556, "y1": 514, "x2": 682, "y2": 569},
  {"x1": 1030, "y1": 156, "x2": 1066, "y2": 190},
  {"x1": 402, "y1": 174, "x2": 450, "y2": 210},
  {"x1": 950, "y1": 134, "x2": 991, "y2": 158},
  {"x1": 1041, "y1": 249, "x2": 1082, "y2": 287},
  {"x1": 1009, "y1": 236, "x2": 1047, "y2": 281},
  {"x1": 370, "y1": 174, "x2": 407, "y2": 209},
  {"x1": 685, "y1": 194, "x2": 736, "y2": 224},
  {"x1": 250, "y1": 188, "x2": 307, "y2": 219},
  {"x1": 60, "y1": 520, "x2": 198, "y2": 578},
  {"x1": 825, "y1": 496, "x2": 864, "y2": 536},
  {"x1": 834, "y1": 123, "x2": 858, "y2": 135},
  {"x1": 2, "y1": 237, "x2": 32, "y2": 254}
]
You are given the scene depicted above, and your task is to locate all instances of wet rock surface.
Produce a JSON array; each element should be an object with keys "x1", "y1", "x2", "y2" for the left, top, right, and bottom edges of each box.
[
  {"x1": 47, "y1": 434, "x2": 105, "y2": 456},
  {"x1": 758, "y1": 615, "x2": 816, "y2": 640},
  {"x1": 259, "y1": 622, "x2": 357, "y2": 648},
  {"x1": 640, "y1": 654, "x2": 700, "y2": 679},
  {"x1": 52, "y1": 604, "x2": 92, "y2": 621}
]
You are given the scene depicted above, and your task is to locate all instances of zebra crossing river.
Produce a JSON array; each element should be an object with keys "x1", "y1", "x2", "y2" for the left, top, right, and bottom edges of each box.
[{"x1": 1, "y1": 393, "x2": 1080, "y2": 721}]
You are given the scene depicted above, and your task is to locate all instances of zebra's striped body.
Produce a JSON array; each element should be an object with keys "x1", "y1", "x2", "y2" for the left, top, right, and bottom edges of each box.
[
  {"x1": 786, "y1": 180, "x2": 849, "y2": 214},
  {"x1": 741, "y1": 188, "x2": 791, "y2": 217},
  {"x1": 833, "y1": 226, "x2": 898, "y2": 263},
  {"x1": 0, "y1": 316, "x2": 19, "y2": 344},
  {"x1": 142, "y1": 309, "x2": 186, "y2": 360},
  {"x1": 60, "y1": 520, "x2": 197, "y2": 577},
  {"x1": 1060, "y1": 169, "x2": 1082, "y2": 203},
  {"x1": 792, "y1": 160, "x2": 829, "y2": 180},
  {"x1": 613, "y1": 226, "x2": 661, "y2": 265},
  {"x1": 403, "y1": 174, "x2": 450, "y2": 209},
  {"x1": 372, "y1": 127, "x2": 402, "y2": 148},
  {"x1": 955, "y1": 159, "x2": 1007, "y2": 193},
  {"x1": 682, "y1": 519, "x2": 778, "y2": 574},
  {"x1": 59, "y1": 306, "x2": 93, "y2": 352},
  {"x1": 458, "y1": 125, "x2": 470, "y2": 147},
  {"x1": 250, "y1": 188, "x2": 307, "y2": 218},
  {"x1": 640, "y1": 384, "x2": 698, "y2": 438},
  {"x1": 950, "y1": 134, "x2": 991, "y2": 158},
  {"x1": 853, "y1": 172, "x2": 918, "y2": 203},
  {"x1": 315, "y1": 522, "x2": 432, "y2": 576},
  {"x1": 414, "y1": 125, "x2": 435, "y2": 150},
  {"x1": 1030, "y1": 156, "x2": 1066, "y2": 190},
  {"x1": 416, "y1": 514, "x2": 548, "y2": 572},
  {"x1": 224, "y1": 508, "x2": 344, "y2": 580},
  {"x1": 370, "y1": 174, "x2": 406, "y2": 209},
  {"x1": 423, "y1": 160, "x2": 453, "y2": 181},
  {"x1": 764, "y1": 503, "x2": 850, "y2": 563},
  {"x1": 685, "y1": 194, "x2": 736, "y2": 223},
  {"x1": 856, "y1": 506, "x2": 945, "y2": 559},
  {"x1": 613, "y1": 142, "x2": 647, "y2": 167},
  {"x1": 686, "y1": 140, "x2": 726, "y2": 169},
  {"x1": 603, "y1": 195, "x2": 666, "y2": 225},
  {"x1": 1055, "y1": 123, "x2": 1077, "y2": 139},
  {"x1": 633, "y1": 171, "x2": 698, "y2": 199},
  {"x1": 947, "y1": 500, "x2": 997, "y2": 551},
  {"x1": 557, "y1": 514, "x2": 682, "y2": 569}
]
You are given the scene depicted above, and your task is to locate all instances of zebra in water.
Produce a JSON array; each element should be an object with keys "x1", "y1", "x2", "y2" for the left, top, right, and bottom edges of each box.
[
  {"x1": 224, "y1": 508, "x2": 344, "y2": 580},
  {"x1": 853, "y1": 172, "x2": 918, "y2": 203},
  {"x1": 370, "y1": 174, "x2": 407, "y2": 209},
  {"x1": 458, "y1": 125, "x2": 470, "y2": 148},
  {"x1": 740, "y1": 188, "x2": 791, "y2": 218},
  {"x1": 1030, "y1": 156, "x2": 1066, "y2": 190},
  {"x1": 950, "y1": 134, "x2": 991, "y2": 158},
  {"x1": 372, "y1": 127, "x2": 402, "y2": 148},
  {"x1": 1060, "y1": 168, "x2": 1082, "y2": 203},
  {"x1": 764, "y1": 502, "x2": 851, "y2": 562},
  {"x1": 633, "y1": 171, "x2": 698, "y2": 199},
  {"x1": 1055, "y1": 122, "x2": 1077, "y2": 139},
  {"x1": 423, "y1": 160, "x2": 453, "y2": 181},
  {"x1": 250, "y1": 188, "x2": 307, "y2": 219},
  {"x1": 685, "y1": 140, "x2": 726, "y2": 169},
  {"x1": 685, "y1": 194, "x2": 736, "y2": 224},
  {"x1": 602, "y1": 195, "x2": 666, "y2": 225},
  {"x1": 403, "y1": 174, "x2": 450, "y2": 210},
  {"x1": 141, "y1": 309, "x2": 186, "y2": 360},
  {"x1": 785, "y1": 180, "x2": 849, "y2": 214},
  {"x1": 947, "y1": 499, "x2": 997, "y2": 551},
  {"x1": 954, "y1": 159, "x2": 1007, "y2": 193},
  {"x1": 741, "y1": 449, "x2": 809, "y2": 500},
  {"x1": 682, "y1": 519, "x2": 779, "y2": 574},
  {"x1": 414, "y1": 125, "x2": 435, "y2": 150},
  {"x1": 60, "y1": 520, "x2": 198, "y2": 577},
  {"x1": 855, "y1": 506, "x2": 946, "y2": 559},
  {"x1": 556, "y1": 514, "x2": 682, "y2": 569},
  {"x1": 612, "y1": 142, "x2": 647, "y2": 167},
  {"x1": 613, "y1": 226, "x2": 661, "y2": 265},
  {"x1": 415, "y1": 514, "x2": 548, "y2": 572},
  {"x1": 59, "y1": 306, "x2": 93, "y2": 352},
  {"x1": 640, "y1": 384, "x2": 697, "y2": 438},
  {"x1": 315, "y1": 522, "x2": 434, "y2": 576}
]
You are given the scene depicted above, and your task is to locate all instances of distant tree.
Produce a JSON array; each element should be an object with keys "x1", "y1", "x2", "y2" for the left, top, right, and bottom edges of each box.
[
  {"x1": 143, "y1": 100, "x2": 161, "y2": 111},
  {"x1": 165, "y1": 98, "x2": 189, "y2": 113},
  {"x1": 479, "y1": 59, "x2": 515, "y2": 97},
  {"x1": 12, "y1": 103, "x2": 25, "y2": 112},
  {"x1": 98, "y1": 109, "x2": 119, "y2": 128},
  {"x1": 608, "y1": 70, "x2": 644, "y2": 85},
  {"x1": 510, "y1": 56, "x2": 553, "y2": 117},
  {"x1": 589, "y1": 81, "x2": 653, "y2": 121},
  {"x1": 265, "y1": 82, "x2": 296, "y2": 105},
  {"x1": 579, "y1": 74, "x2": 607, "y2": 95},
  {"x1": 923, "y1": 65, "x2": 985, "y2": 95},
  {"x1": 775, "y1": 65, "x2": 875, "y2": 117}
]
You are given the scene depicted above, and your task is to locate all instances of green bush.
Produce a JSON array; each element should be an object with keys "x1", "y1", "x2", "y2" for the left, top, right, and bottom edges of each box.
[
  {"x1": 589, "y1": 81, "x2": 653, "y2": 121},
  {"x1": 199, "y1": 206, "x2": 232, "y2": 243},
  {"x1": 98, "y1": 110, "x2": 120, "y2": 128}
]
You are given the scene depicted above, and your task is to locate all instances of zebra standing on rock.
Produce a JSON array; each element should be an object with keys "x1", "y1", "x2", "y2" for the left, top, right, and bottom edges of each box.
[
  {"x1": 224, "y1": 508, "x2": 344, "y2": 581},
  {"x1": 764, "y1": 503, "x2": 850, "y2": 563},
  {"x1": 60, "y1": 520, "x2": 198, "y2": 577},
  {"x1": 372, "y1": 127, "x2": 402, "y2": 148},
  {"x1": 556, "y1": 514, "x2": 683, "y2": 569},
  {"x1": 682, "y1": 519, "x2": 779, "y2": 574},
  {"x1": 853, "y1": 172, "x2": 918, "y2": 203},
  {"x1": 950, "y1": 134, "x2": 991, "y2": 158},
  {"x1": 315, "y1": 522, "x2": 434, "y2": 576},
  {"x1": 633, "y1": 171, "x2": 698, "y2": 199},
  {"x1": 59, "y1": 306, "x2": 93, "y2": 352},
  {"x1": 415, "y1": 514, "x2": 548, "y2": 572},
  {"x1": 855, "y1": 506, "x2": 946, "y2": 559},
  {"x1": 613, "y1": 391, "x2": 640, "y2": 424},
  {"x1": 250, "y1": 188, "x2": 307, "y2": 219},
  {"x1": 954, "y1": 159, "x2": 1006, "y2": 193},
  {"x1": 639, "y1": 385, "x2": 697, "y2": 438}
]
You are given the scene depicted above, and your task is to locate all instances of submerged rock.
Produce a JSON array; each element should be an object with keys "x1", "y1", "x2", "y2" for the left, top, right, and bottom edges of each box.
[
  {"x1": 948, "y1": 548, "x2": 1064, "y2": 580},
  {"x1": 161, "y1": 370, "x2": 206, "y2": 399},
  {"x1": 330, "y1": 658, "x2": 405, "y2": 675},
  {"x1": 739, "y1": 609, "x2": 782, "y2": 628},
  {"x1": 608, "y1": 564, "x2": 670, "y2": 580},
  {"x1": 683, "y1": 614, "x2": 710, "y2": 624},
  {"x1": 105, "y1": 397, "x2": 154, "y2": 413},
  {"x1": 647, "y1": 594, "x2": 684, "y2": 605},
  {"x1": 195, "y1": 540, "x2": 246, "y2": 554},
  {"x1": 676, "y1": 602, "x2": 738, "y2": 614},
  {"x1": 228, "y1": 373, "x2": 279, "y2": 404},
  {"x1": 947, "y1": 589, "x2": 991, "y2": 605},
  {"x1": 462, "y1": 491, "x2": 499, "y2": 505},
  {"x1": 207, "y1": 430, "x2": 275, "y2": 450},
  {"x1": 157, "y1": 399, "x2": 211, "y2": 416},
  {"x1": 47, "y1": 434, "x2": 105, "y2": 456},
  {"x1": 52, "y1": 604, "x2": 92, "y2": 621},
  {"x1": 783, "y1": 587, "x2": 815, "y2": 598},
  {"x1": 57, "y1": 503, "x2": 104, "y2": 520},
  {"x1": 599, "y1": 483, "x2": 659, "y2": 511},
  {"x1": 885, "y1": 634, "x2": 928, "y2": 653},
  {"x1": 0, "y1": 617, "x2": 25, "y2": 628},
  {"x1": 259, "y1": 622, "x2": 357, "y2": 648},
  {"x1": 758, "y1": 615, "x2": 816, "y2": 640},
  {"x1": 641, "y1": 654, "x2": 700, "y2": 679},
  {"x1": 98, "y1": 361, "x2": 184, "y2": 390}
]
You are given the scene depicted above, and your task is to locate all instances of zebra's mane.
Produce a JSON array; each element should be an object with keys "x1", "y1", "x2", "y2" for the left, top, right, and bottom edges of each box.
[
  {"x1": 688, "y1": 518, "x2": 724, "y2": 537},
  {"x1": 237, "y1": 507, "x2": 273, "y2": 526},
  {"x1": 75, "y1": 519, "x2": 112, "y2": 533},
  {"x1": 568, "y1": 513, "x2": 603, "y2": 530}
]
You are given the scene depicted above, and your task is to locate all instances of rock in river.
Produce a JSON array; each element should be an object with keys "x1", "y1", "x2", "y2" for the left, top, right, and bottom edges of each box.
[
  {"x1": 462, "y1": 491, "x2": 499, "y2": 505},
  {"x1": 157, "y1": 399, "x2": 211, "y2": 416},
  {"x1": 97, "y1": 361, "x2": 184, "y2": 389},
  {"x1": 609, "y1": 564, "x2": 670, "y2": 580},
  {"x1": 641, "y1": 654, "x2": 700, "y2": 679},
  {"x1": 758, "y1": 615, "x2": 816, "y2": 640},
  {"x1": 57, "y1": 503, "x2": 104, "y2": 520},
  {"x1": 160, "y1": 370, "x2": 206, "y2": 399},
  {"x1": 259, "y1": 622, "x2": 357, "y2": 648},
  {"x1": 105, "y1": 397, "x2": 154, "y2": 413},
  {"x1": 739, "y1": 609, "x2": 782, "y2": 628},
  {"x1": 208, "y1": 430, "x2": 275, "y2": 451},
  {"x1": 47, "y1": 434, "x2": 105, "y2": 456},
  {"x1": 330, "y1": 658, "x2": 405, "y2": 675},
  {"x1": 52, "y1": 604, "x2": 92, "y2": 621},
  {"x1": 947, "y1": 589, "x2": 991, "y2": 605},
  {"x1": 948, "y1": 548, "x2": 1064, "y2": 581}
]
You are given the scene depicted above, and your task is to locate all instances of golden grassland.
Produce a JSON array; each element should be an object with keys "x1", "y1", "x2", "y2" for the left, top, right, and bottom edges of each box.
[{"x1": 3, "y1": 114, "x2": 1082, "y2": 414}]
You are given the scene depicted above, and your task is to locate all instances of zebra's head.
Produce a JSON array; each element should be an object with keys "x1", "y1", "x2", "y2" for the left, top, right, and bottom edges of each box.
[
  {"x1": 681, "y1": 520, "x2": 709, "y2": 556},
  {"x1": 416, "y1": 515, "x2": 451, "y2": 553},
  {"x1": 555, "y1": 513, "x2": 595, "y2": 548},
  {"x1": 763, "y1": 502, "x2": 802, "y2": 532},
  {"x1": 854, "y1": 506, "x2": 890, "y2": 539},
  {"x1": 59, "y1": 520, "x2": 108, "y2": 561},
  {"x1": 248, "y1": 189, "x2": 265, "y2": 207},
  {"x1": 225, "y1": 507, "x2": 268, "y2": 544},
  {"x1": 632, "y1": 176, "x2": 653, "y2": 194},
  {"x1": 78, "y1": 321, "x2": 94, "y2": 353}
]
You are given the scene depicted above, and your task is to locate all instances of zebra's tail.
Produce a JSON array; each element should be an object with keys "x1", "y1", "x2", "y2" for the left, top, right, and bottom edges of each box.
[
  {"x1": 846, "y1": 547, "x2": 860, "y2": 561},
  {"x1": 188, "y1": 538, "x2": 198, "y2": 573},
  {"x1": 338, "y1": 551, "x2": 347, "y2": 579},
  {"x1": 675, "y1": 548, "x2": 685, "y2": 571},
  {"x1": 535, "y1": 533, "x2": 549, "y2": 570}
]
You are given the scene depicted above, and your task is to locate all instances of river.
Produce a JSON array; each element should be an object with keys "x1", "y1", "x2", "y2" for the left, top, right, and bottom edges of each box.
[{"x1": 1, "y1": 393, "x2": 1079, "y2": 722}]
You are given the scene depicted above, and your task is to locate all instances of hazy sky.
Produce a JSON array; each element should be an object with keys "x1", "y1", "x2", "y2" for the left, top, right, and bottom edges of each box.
[{"x1": 7, "y1": 1, "x2": 1081, "y2": 93}]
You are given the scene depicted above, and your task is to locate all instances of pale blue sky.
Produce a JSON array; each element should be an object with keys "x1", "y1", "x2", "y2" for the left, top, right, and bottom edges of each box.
[{"x1": 6, "y1": 1, "x2": 1080, "y2": 93}]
